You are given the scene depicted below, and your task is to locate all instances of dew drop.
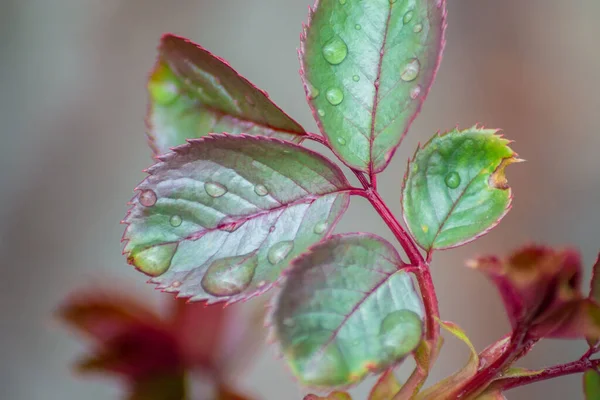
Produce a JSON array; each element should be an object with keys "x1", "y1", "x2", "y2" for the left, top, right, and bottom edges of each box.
[
  {"x1": 403, "y1": 10, "x2": 414, "y2": 24},
  {"x1": 317, "y1": 109, "x2": 326, "y2": 117},
  {"x1": 169, "y1": 215, "x2": 182, "y2": 227},
  {"x1": 379, "y1": 310, "x2": 423, "y2": 359},
  {"x1": 339, "y1": 0, "x2": 347, "y2": 4},
  {"x1": 172, "y1": 280, "x2": 181, "y2": 288},
  {"x1": 130, "y1": 243, "x2": 177, "y2": 277},
  {"x1": 410, "y1": 85, "x2": 422, "y2": 99},
  {"x1": 325, "y1": 88, "x2": 344, "y2": 106},
  {"x1": 413, "y1": 23, "x2": 423, "y2": 33},
  {"x1": 401, "y1": 58, "x2": 421, "y2": 82},
  {"x1": 139, "y1": 189, "x2": 157, "y2": 207},
  {"x1": 444, "y1": 171, "x2": 461, "y2": 189},
  {"x1": 322, "y1": 37, "x2": 348, "y2": 65},
  {"x1": 355, "y1": 24, "x2": 362, "y2": 30},
  {"x1": 337, "y1": 137, "x2": 347, "y2": 146},
  {"x1": 254, "y1": 184, "x2": 269, "y2": 197},
  {"x1": 297, "y1": 340, "x2": 349, "y2": 386},
  {"x1": 314, "y1": 221, "x2": 328, "y2": 234},
  {"x1": 204, "y1": 182, "x2": 227, "y2": 198},
  {"x1": 267, "y1": 241, "x2": 294, "y2": 265},
  {"x1": 353, "y1": 75, "x2": 360, "y2": 82},
  {"x1": 257, "y1": 280, "x2": 268, "y2": 288},
  {"x1": 201, "y1": 254, "x2": 258, "y2": 297},
  {"x1": 307, "y1": 82, "x2": 320, "y2": 99}
]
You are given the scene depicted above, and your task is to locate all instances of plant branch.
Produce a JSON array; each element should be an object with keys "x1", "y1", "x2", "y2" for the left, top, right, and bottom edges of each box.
[
  {"x1": 493, "y1": 356, "x2": 600, "y2": 393},
  {"x1": 456, "y1": 326, "x2": 529, "y2": 398}
]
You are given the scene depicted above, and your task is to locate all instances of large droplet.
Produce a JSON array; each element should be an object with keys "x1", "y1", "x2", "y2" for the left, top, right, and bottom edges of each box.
[
  {"x1": 401, "y1": 59, "x2": 421, "y2": 82},
  {"x1": 410, "y1": 85, "x2": 422, "y2": 100},
  {"x1": 444, "y1": 171, "x2": 461, "y2": 189},
  {"x1": 322, "y1": 37, "x2": 348, "y2": 65},
  {"x1": 169, "y1": 215, "x2": 182, "y2": 227},
  {"x1": 130, "y1": 243, "x2": 177, "y2": 277},
  {"x1": 139, "y1": 189, "x2": 157, "y2": 207},
  {"x1": 413, "y1": 23, "x2": 423, "y2": 33},
  {"x1": 337, "y1": 137, "x2": 347, "y2": 146},
  {"x1": 205, "y1": 182, "x2": 227, "y2": 198},
  {"x1": 295, "y1": 340, "x2": 349, "y2": 387},
  {"x1": 254, "y1": 184, "x2": 269, "y2": 197},
  {"x1": 326, "y1": 88, "x2": 344, "y2": 106},
  {"x1": 201, "y1": 254, "x2": 258, "y2": 297},
  {"x1": 403, "y1": 10, "x2": 414, "y2": 24},
  {"x1": 379, "y1": 310, "x2": 423, "y2": 360},
  {"x1": 307, "y1": 82, "x2": 320, "y2": 99},
  {"x1": 267, "y1": 241, "x2": 294, "y2": 265},
  {"x1": 314, "y1": 221, "x2": 328, "y2": 234}
]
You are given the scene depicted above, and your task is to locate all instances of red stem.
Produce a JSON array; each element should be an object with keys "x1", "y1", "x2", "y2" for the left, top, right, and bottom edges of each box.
[{"x1": 494, "y1": 357, "x2": 600, "y2": 392}]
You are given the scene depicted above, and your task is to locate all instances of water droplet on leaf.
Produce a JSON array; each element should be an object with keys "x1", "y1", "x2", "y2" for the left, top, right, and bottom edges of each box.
[
  {"x1": 318, "y1": 109, "x2": 326, "y2": 117},
  {"x1": 339, "y1": 0, "x2": 347, "y2": 4},
  {"x1": 314, "y1": 221, "x2": 328, "y2": 234},
  {"x1": 355, "y1": 24, "x2": 361, "y2": 30},
  {"x1": 337, "y1": 137, "x2": 347, "y2": 146},
  {"x1": 268, "y1": 241, "x2": 294, "y2": 265},
  {"x1": 201, "y1": 254, "x2": 258, "y2": 297},
  {"x1": 322, "y1": 37, "x2": 348, "y2": 65},
  {"x1": 139, "y1": 189, "x2": 157, "y2": 207},
  {"x1": 403, "y1": 10, "x2": 414, "y2": 24},
  {"x1": 444, "y1": 171, "x2": 461, "y2": 189},
  {"x1": 413, "y1": 23, "x2": 423, "y2": 33},
  {"x1": 131, "y1": 243, "x2": 177, "y2": 277},
  {"x1": 326, "y1": 88, "x2": 344, "y2": 106},
  {"x1": 307, "y1": 82, "x2": 320, "y2": 99},
  {"x1": 205, "y1": 182, "x2": 227, "y2": 198},
  {"x1": 297, "y1": 341, "x2": 349, "y2": 386},
  {"x1": 379, "y1": 310, "x2": 423, "y2": 359},
  {"x1": 410, "y1": 85, "x2": 422, "y2": 99},
  {"x1": 169, "y1": 215, "x2": 182, "y2": 227},
  {"x1": 172, "y1": 281, "x2": 181, "y2": 288},
  {"x1": 401, "y1": 59, "x2": 421, "y2": 82},
  {"x1": 353, "y1": 75, "x2": 360, "y2": 82},
  {"x1": 254, "y1": 184, "x2": 269, "y2": 197}
]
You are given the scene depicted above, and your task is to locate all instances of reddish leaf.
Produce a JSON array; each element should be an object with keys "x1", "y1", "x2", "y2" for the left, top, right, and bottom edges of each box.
[
  {"x1": 469, "y1": 245, "x2": 600, "y2": 339},
  {"x1": 128, "y1": 372, "x2": 186, "y2": 400},
  {"x1": 590, "y1": 253, "x2": 600, "y2": 303},
  {"x1": 304, "y1": 392, "x2": 352, "y2": 400},
  {"x1": 217, "y1": 385, "x2": 254, "y2": 400}
]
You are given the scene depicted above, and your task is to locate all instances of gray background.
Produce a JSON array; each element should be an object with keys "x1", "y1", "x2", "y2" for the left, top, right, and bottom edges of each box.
[{"x1": 1, "y1": 0, "x2": 599, "y2": 399}]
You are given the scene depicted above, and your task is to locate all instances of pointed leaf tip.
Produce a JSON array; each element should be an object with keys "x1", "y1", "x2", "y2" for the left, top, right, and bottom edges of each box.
[
  {"x1": 271, "y1": 233, "x2": 424, "y2": 388},
  {"x1": 146, "y1": 34, "x2": 305, "y2": 154},
  {"x1": 402, "y1": 127, "x2": 520, "y2": 251},
  {"x1": 300, "y1": 0, "x2": 447, "y2": 173}
]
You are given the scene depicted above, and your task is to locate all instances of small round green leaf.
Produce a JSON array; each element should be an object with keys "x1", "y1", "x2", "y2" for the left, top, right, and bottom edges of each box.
[
  {"x1": 300, "y1": 0, "x2": 447, "y2": 173},
  {"x1": 271, "y1": 233, "x2": 424, "y2": 388},
  {"x1": 123, "y1": 135, "x2": 351, "y2": 303},
  {"x1": 402, "y1": 127, "x2": 521, "y2": 251},
  {"x1": 147, "y1": 34, "x2": 305, "y2": 154}
]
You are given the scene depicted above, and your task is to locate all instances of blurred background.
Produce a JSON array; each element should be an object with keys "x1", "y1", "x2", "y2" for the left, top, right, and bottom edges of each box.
[{"x1": 1, "y1": 0, "x2": 599, "y2": 399}]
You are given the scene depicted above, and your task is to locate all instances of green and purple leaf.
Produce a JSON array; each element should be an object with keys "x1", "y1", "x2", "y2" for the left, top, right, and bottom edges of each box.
[
  {"x1": 300, "y1": 0, "x2": 447, "y2": 173},
  {"x1": 402, "y1": 126, "x2": 521, "y2": 251},
  {"x1": 271, "y1": 233, "x2": 423, "y2": 388},
  {"x1": 147, "y1": 34, "x2": 305, "y2": 155},
  {"x1": 472, "y1": 246, "x2": 600, "y2": 340},
  {"x1": 123, "y1": 135, "x2": 351, "y2": 303}
]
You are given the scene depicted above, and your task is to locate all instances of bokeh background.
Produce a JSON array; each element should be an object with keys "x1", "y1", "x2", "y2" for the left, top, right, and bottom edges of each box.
[{"x1": 1, "y1": 0, "x2": 599, "y2": 399}]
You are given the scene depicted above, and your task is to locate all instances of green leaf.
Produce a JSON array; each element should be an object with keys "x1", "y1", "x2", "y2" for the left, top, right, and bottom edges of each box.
[
  {"x1": 128, "y1": 373, "x2": 186, "y2": 400},
  {"x1": 304, "y1": 392, "x2": 353, "y2": 400},
  {"x1": 369, "y1": 369, "x2": 402, "y2": 400},
  {"x1": 402, "y1": 127, "x2": 521, "y2": 251},
  {"x1": 271, "y1": 233, "x2": 424, "y2": 388},
  {"x1": 584, "y1": 369, "x2": 600, "y2": 400},
  {"x1": 123, "y1": 135, "x2": 351, "y2": 303},
  {"x1": 147, "y1": 34, "x2": 305, "y2": 155},
  {"x1": 588, "y1": 253, "x2": 600, "y2": 346},
  {"x1": 416, "y1": 320, "x2": 478, "y2": 399},
  {"x1": 300, "y1": 0, "x2": 447, "y2": 173}
]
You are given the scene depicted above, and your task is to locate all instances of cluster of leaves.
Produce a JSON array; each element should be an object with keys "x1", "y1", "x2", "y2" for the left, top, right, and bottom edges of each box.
[
  {"x1": 58, "y1": 288, "x2": 261, "y2": 399},
  {"x1": 56, "y1": 0, "x2": 598, "y2": 399}
]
